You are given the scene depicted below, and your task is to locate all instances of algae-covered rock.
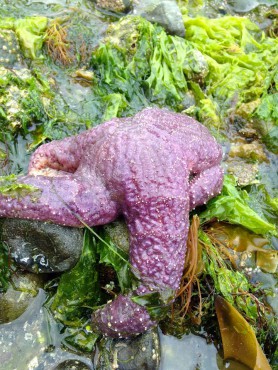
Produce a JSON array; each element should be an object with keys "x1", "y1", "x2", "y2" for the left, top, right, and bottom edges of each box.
[
  {"x1": 96, "y1": 0, "x2": 132, "y2": 13},
  {"x1": 0, "y1": 29, "x2": 22, "y2": 67},
  {"x1": 236, "y1": 99, "x2": 261, "y2": 120},
  {"x1": 0, "y1": 16, "x2": 48, "y2": 60},
  {"x1": 229, "y1": 141, "x2": 268, "y2": 162},
  {"x1": 0, "y1": 66, "x2": 48, "y2": 135},
  {"x1": 227, "y1": 161, "x2": 259, "y2": 186},
  {"x1": 45, "y1": 11, "x2": 106, "y2": 67}
]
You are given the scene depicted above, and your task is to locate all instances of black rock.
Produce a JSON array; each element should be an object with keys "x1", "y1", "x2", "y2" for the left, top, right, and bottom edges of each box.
[{"x1": 1, "y1": 218, "x2": 83, "y2": 273}]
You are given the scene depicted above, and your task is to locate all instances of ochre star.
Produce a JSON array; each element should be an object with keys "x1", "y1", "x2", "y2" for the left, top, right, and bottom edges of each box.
[{"x1": 0, "y1": 108, "x2": 223, "y2": 337}]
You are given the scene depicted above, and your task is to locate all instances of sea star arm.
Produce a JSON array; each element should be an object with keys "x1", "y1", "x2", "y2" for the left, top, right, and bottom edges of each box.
[
  {"x1": 92, "y1": 154, "x2": 190, "y2": 337},
  {"x1": 0, "y1": 174, "x2": 120, "y2": 227},
  {"x1": 28, "y1": 136, "x2": 82, "y2": 175},
  {"x1": 127, "y1": 195, "x2": 189, "y2": 293},
  {"x1": 189, "y1": 165, "x2": 224, "y2": 210}
]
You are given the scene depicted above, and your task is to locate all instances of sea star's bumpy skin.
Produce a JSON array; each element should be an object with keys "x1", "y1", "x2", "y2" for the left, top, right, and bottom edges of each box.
[{"x1": 0, "y1": 108, "x2": 223, "y2": 337}]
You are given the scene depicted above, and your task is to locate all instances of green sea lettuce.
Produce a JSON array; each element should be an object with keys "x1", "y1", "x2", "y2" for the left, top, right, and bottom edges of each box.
[
  {"x1": 49, "y1": 225, "x2": 136, "y2": 350},
  {"x1": 183, "y1": 15, "x2": 278, "y2": 138},
  {"x1": 0, "y1": 16, "x2": 48, "y2": 59},
  {"x1": 15, "y1": 17, "x2": 48, "y2": 59},
  {"x1": 90, "y1": 15, "x2": 208, "y2": 120},
  {"x1": 90, "y1": 14, "x2": 277, "y2": 151},
  {"x1": 199, "y1": 175, "x2": 277, "y2": 235},
  {"x1": 51, "y1": 230, "x2": 100, "y2": 325},
  {"x1": 96, "y1": 227, "x2": 136, "y2": 293}
]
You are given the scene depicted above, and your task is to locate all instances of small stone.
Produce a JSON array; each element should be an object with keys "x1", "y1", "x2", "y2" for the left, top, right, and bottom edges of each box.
[
  {"x1": 103, "y1": 219, "x2": 130, "y2": 253},
  {"x1": 94, "y1": 327, "x2": 160, "y2": 369},
  {"x1": 227, "y1": 161, "x2": 259, "y2": 186}
]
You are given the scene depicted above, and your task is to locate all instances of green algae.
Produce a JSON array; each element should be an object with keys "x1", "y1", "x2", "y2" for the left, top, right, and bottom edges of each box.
[
  {"x1": 49, "y1": 230, "x2": 100, "y2": 352},
  {"x1": 0, "y1": 174, "x2": 41, "y2": 199},
  {"x1": 87, "y1": 13, "x2": 277, "y2": 155},
  {"x1": 183, "y1": 15, "x2": 278, "y2": 134},
  {"x1": 90, "y1": 15, "x2": 208, "y2": 120},
  {"x1": 0, "y1": 16, "x2": 48, "y2": 59},
  {"x1": 49, "y1": 225, "x2": 136, "y2": 351},
  {"x1": 199, "y1": 175, "x2": 277, "y2": 236},
  {"x1": 0, "y1": 240, "x2": 10, "y2": 293}
]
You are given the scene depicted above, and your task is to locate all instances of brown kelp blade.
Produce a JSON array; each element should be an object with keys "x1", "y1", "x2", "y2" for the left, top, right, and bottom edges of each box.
[{"x1": 215, "y1": 295, "x2": 271, "y2": 370}]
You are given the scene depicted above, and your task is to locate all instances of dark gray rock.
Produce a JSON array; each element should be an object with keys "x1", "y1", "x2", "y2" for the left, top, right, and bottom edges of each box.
[
  {"x1": 133, "y1": 0, "x2": 185, "y2": 37},
  {"x1": 1, "y1": 218, "x2": 83, "y2": 273},
  {"x1": 94, "y1": 327, "x2": 160, "y2": 369}
]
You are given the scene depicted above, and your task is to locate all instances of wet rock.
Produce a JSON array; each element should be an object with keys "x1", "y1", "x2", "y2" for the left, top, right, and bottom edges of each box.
[
  {"x1": 0, "y1": 271, "x2": 45, "y2": 324},
  {"x1": 133, "y1": 0, "x2": 185, "y2": 37},
  {"x1": 96, "y1": 0, "x2": 132, "y2": 13},
  {"x1": 181, "y1": 91, "x2": 196, "y2": 111},
  {"x1": 94, "y1": 327, "x2": 160, "y2": 369},
  {"x1": 227, "y1": 0, "x2": 277, "y2": 13},
  {"x1": 0, "y1": 289, "x2": 94, "y2": 369},
  {"x1": 1, "y1": 218, "x2": 83, "y2": 273},
  {"x1": 159, "y1": 331, "x2": 220, "y2": 369},
  {"x1": 250, "y1": 271, "x2": 278, "y2": 320}
]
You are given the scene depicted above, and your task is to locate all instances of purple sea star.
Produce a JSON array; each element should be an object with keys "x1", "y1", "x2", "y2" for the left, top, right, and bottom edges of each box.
[{"x1": 0, "y1": 108, "x2": 223, "y2": 337}]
